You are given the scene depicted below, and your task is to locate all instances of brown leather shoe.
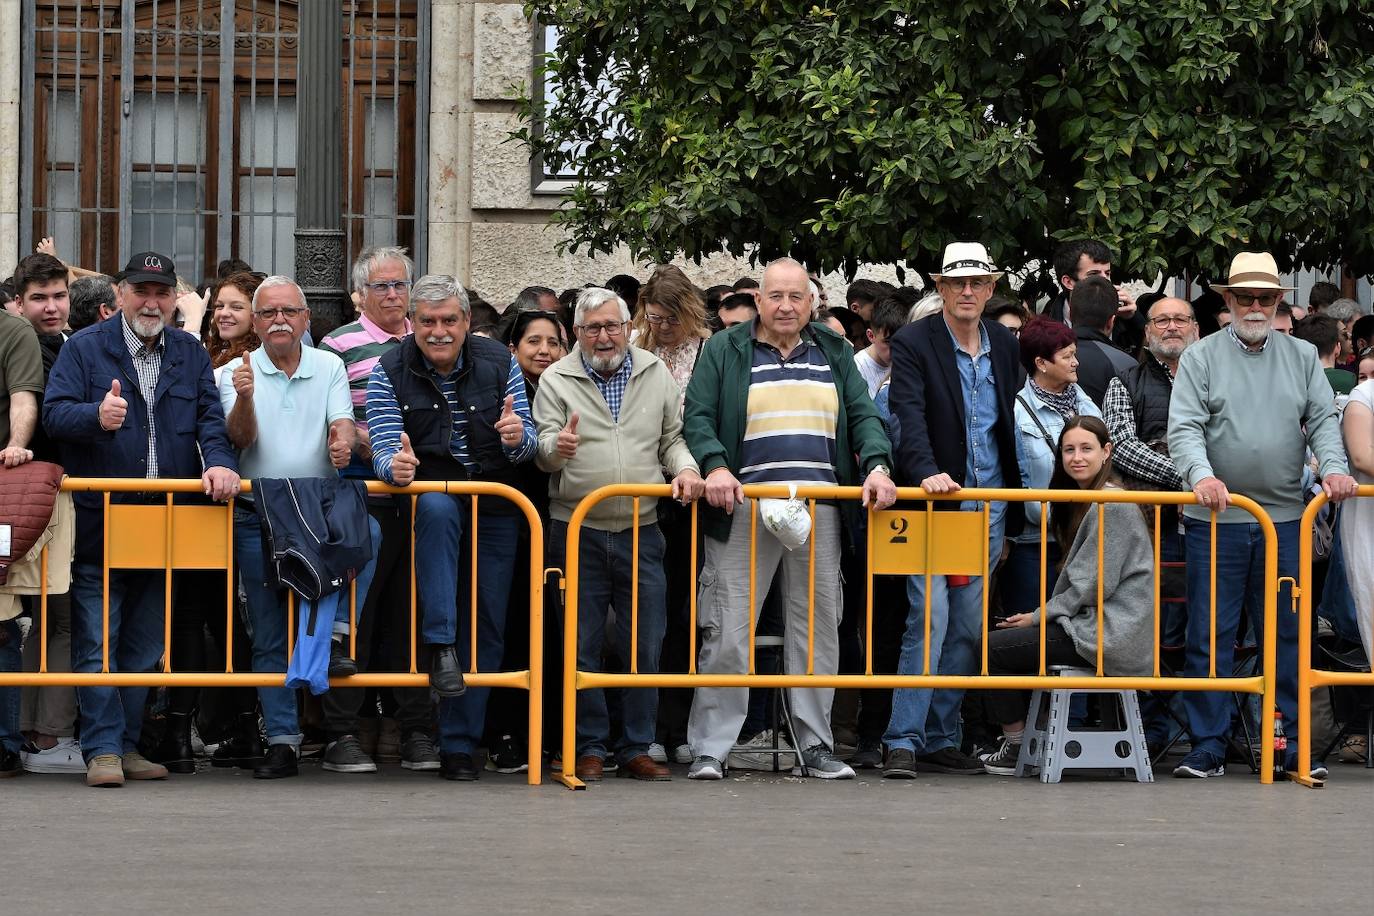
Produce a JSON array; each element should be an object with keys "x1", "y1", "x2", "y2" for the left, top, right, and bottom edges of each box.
[
  {"x1": 618, "y1": 753, "x2": 671, "y2": 781},
  {"x1": 574, "y1": 755, "x2": 604, "y2": 781}
]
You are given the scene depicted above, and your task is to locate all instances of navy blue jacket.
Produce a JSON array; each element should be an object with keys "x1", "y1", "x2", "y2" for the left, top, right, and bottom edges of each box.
[
  {"x1": 888, "y1": 312, "x2": 1024, "y2": 536},
  {"x1": 42, "y1": 315, "x2": 238, "y2": 562}
]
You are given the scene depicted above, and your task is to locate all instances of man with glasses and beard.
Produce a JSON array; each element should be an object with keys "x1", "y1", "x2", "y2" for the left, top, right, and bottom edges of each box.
[{"x1": 1168, "y1": 252, "x2": 1357, "y2": 780}]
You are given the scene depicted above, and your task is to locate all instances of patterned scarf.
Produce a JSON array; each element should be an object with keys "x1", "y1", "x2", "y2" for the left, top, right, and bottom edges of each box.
[{"x1": 1030, "y1": 378, "x2": 1081, "y2": 419}]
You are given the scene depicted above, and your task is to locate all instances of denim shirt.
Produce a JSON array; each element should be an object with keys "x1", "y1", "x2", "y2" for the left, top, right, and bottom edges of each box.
[
  {"x1": 1011, "y1": 376, "x2": 1101, "y2": 542},
  {"x1": 945, "y1": 318, "x2": 1003, "y2": 510}
]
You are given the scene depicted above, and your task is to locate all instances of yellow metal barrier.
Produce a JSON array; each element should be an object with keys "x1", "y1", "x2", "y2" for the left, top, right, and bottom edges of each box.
[
  {"x1": 556, "y1": 484, "x2": 1281, "y2": 789},
  {"x1": 3, "y1": 477, "x2": 545, "y2": 785},
  {"x1": 1295, "y1": 484, "x2": 1374, "y2": 788}
]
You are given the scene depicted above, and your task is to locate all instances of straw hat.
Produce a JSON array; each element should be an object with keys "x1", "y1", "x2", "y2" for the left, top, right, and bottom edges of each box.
[
  {"x1": 1209, "y1": 252, "x2": 1295, "y2": 293},
  {"x1": 930, "y1": 242, "x2": 1004, "y2": 281}
]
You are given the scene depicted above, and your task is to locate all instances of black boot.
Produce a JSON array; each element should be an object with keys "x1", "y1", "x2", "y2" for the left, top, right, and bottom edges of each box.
[
  {"x1": 147, "y1": 711, "x2": 196, "y2": 774},
  {"x1": 211, "y1": 712, "x2": 265, "y2": 769}
]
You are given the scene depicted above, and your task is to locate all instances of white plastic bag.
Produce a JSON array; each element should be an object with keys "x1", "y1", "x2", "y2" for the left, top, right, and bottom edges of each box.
[{"x1": 759, "y1": 484, "x2": 812, "y2": 551}]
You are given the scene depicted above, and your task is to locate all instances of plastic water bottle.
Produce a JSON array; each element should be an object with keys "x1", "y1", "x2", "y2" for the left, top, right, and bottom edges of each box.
[{"x1": 1273, "y1": 710, "x2": 1287, "y2": 777}]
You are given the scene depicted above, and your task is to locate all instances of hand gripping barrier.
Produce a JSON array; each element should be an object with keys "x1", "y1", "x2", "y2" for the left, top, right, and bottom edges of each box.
[
  {"x1": 2, "y1": 477, "x2": 545, "y2": 785},
  {"x1": 554, "y1": 484, "x2": 1282, "y2": 789},
  {"x1": 1294, "y1": 484, "x2": 1374, "y2": 788}
]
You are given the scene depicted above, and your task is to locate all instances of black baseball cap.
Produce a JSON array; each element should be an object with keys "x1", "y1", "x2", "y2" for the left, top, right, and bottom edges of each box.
[{"x1": 121, "y1": 251, "x2": 177, "y2": 286}]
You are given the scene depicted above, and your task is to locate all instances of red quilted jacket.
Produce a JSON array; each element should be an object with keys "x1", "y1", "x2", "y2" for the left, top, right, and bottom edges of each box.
[{"x1": 0, "y1": 461, "x2": 63, "y2": 584}]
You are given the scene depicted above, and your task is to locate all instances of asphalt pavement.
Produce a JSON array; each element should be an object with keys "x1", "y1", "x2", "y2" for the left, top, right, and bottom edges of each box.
[{"x1": 9, "y1": 756, "x2": 1372, "y2": 914}]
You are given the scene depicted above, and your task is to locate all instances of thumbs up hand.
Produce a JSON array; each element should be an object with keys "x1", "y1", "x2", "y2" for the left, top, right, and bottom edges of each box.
[
  {"x1": 99, "y1": 379, "x2": 127, "y2": 431},
  {"x1": 391, "y1": 431, "x2": 419, "y2": 486},
  {"x1": 328, "y1": 423, "x2": 352, "y2": 469},
  {"x1": 233, "y1": 357, "x2": 254, "y2": 400},
  {"x1": 556, "y1": 411, "x2": 580, "y2": 460},
  {"x1": 495, "y1": 394, "x2": 523, "y2": 447}
]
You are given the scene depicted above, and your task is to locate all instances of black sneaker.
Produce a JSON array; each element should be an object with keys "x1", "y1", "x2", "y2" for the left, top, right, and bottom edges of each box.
[
  {"x1": 913, "y1": 746, "x2": 986, "y2": 775},
  {"x1": 328, "y1": 638, "x2": 358, "y2": 678},
  {"x1": 322, "y1": 735, "x2": 378, "y2": 773},
  {"x1": 848, "y1": 740, "x2": 884, "y2": 769},
  {"x1": 485, "y1": 734, "x2": 529, "y2": 774},
  {"x1": 882, "y1": 747, "x2": 919, "y2": 779},
  {"x1": 253, "y1": 744, "x2": 299, "y2": 779},
  {"x1": 440, "y1": 752, "x2": 480, "y2": 781},
  {"x1": 979, "y1": 737, "x2": 1022, "y2": 776},
  {"x1": 400, "y1": 731, "x2": 440, "y2": 772},
  {"x1": 0, "y1": 748, "x2": 21, "y2": 778}
]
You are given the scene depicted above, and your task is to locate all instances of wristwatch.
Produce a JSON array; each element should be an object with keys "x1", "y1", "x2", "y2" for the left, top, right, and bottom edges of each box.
[{"x1": 871, "y1": 465, "x2": 891, "y2": 477}]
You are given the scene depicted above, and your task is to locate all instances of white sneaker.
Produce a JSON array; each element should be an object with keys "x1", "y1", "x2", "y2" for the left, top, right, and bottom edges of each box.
[
  {"x1": 672, "y1": 743, "x2": 694, "y2": 765},
  {"x1": 687, "y1": 756, "x2": 725, "y2": 780},
  {"x1": 728, "y1": 729, "x2": 796, "y2": 771},
  {"x1": 21, "y1": 737, "x2": 86, "y2": 774},
  {"x1": 647, "y1": 742, "x2": 668, "y2": 764}
]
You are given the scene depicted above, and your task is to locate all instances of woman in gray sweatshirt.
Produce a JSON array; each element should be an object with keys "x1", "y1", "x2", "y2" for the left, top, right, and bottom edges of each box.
[{"x1": 979, "y1": 415, "x2": 1156, "y2": 775}]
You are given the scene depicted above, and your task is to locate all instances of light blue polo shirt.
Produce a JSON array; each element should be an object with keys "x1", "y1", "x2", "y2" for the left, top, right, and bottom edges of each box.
[{"x1": 218, "y1": 345, "x2": 354, "y2": 480}]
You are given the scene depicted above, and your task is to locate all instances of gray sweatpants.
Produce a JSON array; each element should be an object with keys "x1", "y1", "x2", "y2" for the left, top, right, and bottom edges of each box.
[{"x1": 687, "y1": 502, "x2": 841, "y2": 762}]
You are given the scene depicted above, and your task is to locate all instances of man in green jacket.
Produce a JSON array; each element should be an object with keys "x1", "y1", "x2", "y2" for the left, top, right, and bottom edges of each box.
[{"x1": 682, "y1": 258, "x2": 896, "y2": 780}]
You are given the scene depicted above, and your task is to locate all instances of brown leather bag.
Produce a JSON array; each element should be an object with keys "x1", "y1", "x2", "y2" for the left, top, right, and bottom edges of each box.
[{"x1": 0, "y1": 460, "x2": 64, "y2": 584}]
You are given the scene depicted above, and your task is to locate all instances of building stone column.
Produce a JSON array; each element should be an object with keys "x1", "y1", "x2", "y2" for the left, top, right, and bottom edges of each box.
[
  {"x1": 0, "y1": 0, "x2": 23, "y2": 275},
  {"x1": 294, "y1": 0, "x2": 347, "y2": 336}
]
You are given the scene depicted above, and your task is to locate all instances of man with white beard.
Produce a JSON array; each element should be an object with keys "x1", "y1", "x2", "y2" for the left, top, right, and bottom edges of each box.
[
  {"x1": 43, "y1": 251, "x2": 240, "y2": 787},
  {"x1": 1167, "y1": 251, "x2": 1357, "y2": 779}
]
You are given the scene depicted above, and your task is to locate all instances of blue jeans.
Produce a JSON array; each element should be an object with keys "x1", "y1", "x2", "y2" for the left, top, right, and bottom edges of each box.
[
  {"x1": 234, "y1": 508, "x2": 301, "y2": 745},
  {"x1": 1181, "y1": 518, "x2": 1300, "y2": 756},
  {"x1": 1000, "y1": 539, "x2": 1062, "y2": 616},
  {"x1": 885, "y1": 504, "x2": 1006, "y2": 755},
  {"x1": 0, "y1": 620, "x2": 21, "y2": 754},
  {"x1": 1318, "y1": 518, "x2": 1361, "y2": 646},
  {"x1": 549, "y1": 519, "x2": 667, "y2": 761},
  {"x1": 70, "y1": 563, "x2": 167, "y2": 761},
  {"x1": 411, "y1": 494, "x2": 520, "y2": 755}
]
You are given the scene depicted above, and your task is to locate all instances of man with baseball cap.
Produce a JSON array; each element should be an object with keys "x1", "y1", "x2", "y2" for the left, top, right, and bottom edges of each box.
[
  {"x1": 1168, "y1": 251, "x2": 1356, "y2": 779},
  {"x1": 44, "y1": 249, "x2": 240, "y2": 788},
  {"x1": 882, "y1": 242, "x2": 1023, "y2": 778}
]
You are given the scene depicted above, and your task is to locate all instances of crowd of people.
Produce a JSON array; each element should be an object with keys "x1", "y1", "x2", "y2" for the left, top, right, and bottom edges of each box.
[{"x1": 0, "y1": 235, "x2": 1370, "y2": 788}]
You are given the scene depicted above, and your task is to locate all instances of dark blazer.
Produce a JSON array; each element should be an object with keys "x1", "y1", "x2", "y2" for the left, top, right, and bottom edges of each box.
[
  {"x1": 888, "y1": 312, "x2": 1023, "y2": 535},
  {"x1": 1073, "y1": 326, "x2": 1136, "y2": 408}
]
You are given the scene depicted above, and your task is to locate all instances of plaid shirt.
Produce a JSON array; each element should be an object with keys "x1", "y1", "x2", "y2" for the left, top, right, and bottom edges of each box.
[
  {"x1": 120, "y1": 315, "x2": 165, "y2": 478},
  {"x1": 1102, "y1": 370, "x2": 1182, "y2": 489},
  {"x1": 1226, "y1": 323, "x2": 1269, "y2": 353},
  {"x1": 581, "y1": 349, "x2": 633, "y2": 422}
]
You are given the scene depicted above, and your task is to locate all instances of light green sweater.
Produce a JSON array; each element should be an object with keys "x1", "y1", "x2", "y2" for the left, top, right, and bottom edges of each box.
[{"x1": 1168, "y1": 329, "x2": 1347, "y2": 523}]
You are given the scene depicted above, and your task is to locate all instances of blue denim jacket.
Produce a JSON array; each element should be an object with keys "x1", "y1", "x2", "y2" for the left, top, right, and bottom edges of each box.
[{"x1": 1011, "y1": 377, "x2": 1100, "y2": 542}]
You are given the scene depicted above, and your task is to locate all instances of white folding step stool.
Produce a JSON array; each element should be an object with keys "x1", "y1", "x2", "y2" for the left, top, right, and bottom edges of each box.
[{"x1": 1015, "y1": 665, "x2": 1153, "y2": 783}]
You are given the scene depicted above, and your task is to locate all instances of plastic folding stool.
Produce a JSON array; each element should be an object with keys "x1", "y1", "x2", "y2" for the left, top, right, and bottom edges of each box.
[{"x1": 1015, "y1": 666, "x2": 1153, "y2": 784}]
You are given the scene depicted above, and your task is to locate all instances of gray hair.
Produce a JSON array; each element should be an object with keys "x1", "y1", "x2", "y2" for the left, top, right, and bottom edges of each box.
[
  {"x1": 350, "y1": 245, "x2": 414, "y2": 293},
  {"x1": 908, "y1": 290, "x2": 944, "y2": 323},
  {"x1": 251, "y1": 275, "x2": 307, "y2": 311},
  {"x1": 68, "y1": 275, "x2": 116, "y2": 331},
  {"x1": 1325, "y1": 298, "x2": 1362, "y2": 323},
  {"x1": 409, "y1": 273, "x2": 471, "y2": 316},
  {"x1": 574, "y1": 287, "x2": 630, "y2": 326}
]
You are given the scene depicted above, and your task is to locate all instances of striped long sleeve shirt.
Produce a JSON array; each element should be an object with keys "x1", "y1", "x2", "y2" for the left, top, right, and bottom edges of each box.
[{"x1": 366, "y1": 351, "x2": 536, "y2": 485}]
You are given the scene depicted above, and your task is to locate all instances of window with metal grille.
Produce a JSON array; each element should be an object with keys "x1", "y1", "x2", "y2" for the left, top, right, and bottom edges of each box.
[{"x1": 22, "y1": 0, "x2": 427, "y2": 282}]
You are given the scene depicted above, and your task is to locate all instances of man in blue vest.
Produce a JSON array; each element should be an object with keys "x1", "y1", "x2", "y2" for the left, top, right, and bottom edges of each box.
[{"x1": 366, "y1": 274, "x2": 537, "y2": 781}]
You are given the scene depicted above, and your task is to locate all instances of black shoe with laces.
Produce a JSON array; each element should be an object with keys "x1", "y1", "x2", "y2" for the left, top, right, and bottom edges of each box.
[
  {"x1": 253, "y1": 743, "x2": 299, "y2": 779},
  {"x1": 484, "y1": 734, "x2": 529, "y2": 774},
  {"x1": 913, "y1": 746, "x2": 986, "y2": 775},
  {"x1": 849, "y1": 740, "x2": 884, "y2": 769},
  {"x1": 401, "y1": 731, "x2": 440, "y2": 771},
  {"x1": 428, "y1": 644, "x2": 466, "y2": 697},
  {"x1": 440, "y1": 752, "x2": 480, "y2": 781},
  {"x1": 322, "y1": 734, "x2": 378, "y2": 773},
  {"x1": 328, "y1": 638, "x2": 357, "y2": 678}
]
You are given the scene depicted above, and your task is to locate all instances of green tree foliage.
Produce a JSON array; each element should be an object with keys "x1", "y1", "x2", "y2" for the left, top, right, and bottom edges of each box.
[{"x1": 521, "y1": 0, "x2": 1374, "y2": 282}]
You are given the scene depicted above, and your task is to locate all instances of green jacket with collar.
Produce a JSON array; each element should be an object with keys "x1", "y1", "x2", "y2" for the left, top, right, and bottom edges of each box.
[{"x1": 683, "y1": 319, "x2": 893, "y2": 543}]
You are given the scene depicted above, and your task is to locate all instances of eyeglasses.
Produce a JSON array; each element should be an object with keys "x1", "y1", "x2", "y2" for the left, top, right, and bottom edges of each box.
[
  {"x1": 645, "y1": 313, "x2": 681, "y2": 327},
  {"x1": 577, "y1": 321, "x2": 627, "y2": 338},
  {"x1": 366, "y1": 280, "x2": 411, "y2": 295},
  {"x1": 1231, "y1": 291, "x2": 1280, "y2": 309},
  {"x1": 254, "y1": 307, "x2": 306, "y2": 320},
  {"x1": 1147, "y1": 315, "x2": 1196, "y2": 329},
  {"x1": 939, "y1": 278, "x2": 993, "y2": 292}
]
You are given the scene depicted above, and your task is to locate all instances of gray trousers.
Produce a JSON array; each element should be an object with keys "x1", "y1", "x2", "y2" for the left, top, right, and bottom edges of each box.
[
  {"x1": 687, "y1": 502, "x2": 841, "y2": 762},
  {"x1": 21, "y1": 591, "x2": 78, "y2": 737}
]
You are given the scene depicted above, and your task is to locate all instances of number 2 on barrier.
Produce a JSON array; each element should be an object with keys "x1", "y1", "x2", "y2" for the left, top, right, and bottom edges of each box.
[{"x1": 869, "y1": 510, "x2": 986, "y2": 577}]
